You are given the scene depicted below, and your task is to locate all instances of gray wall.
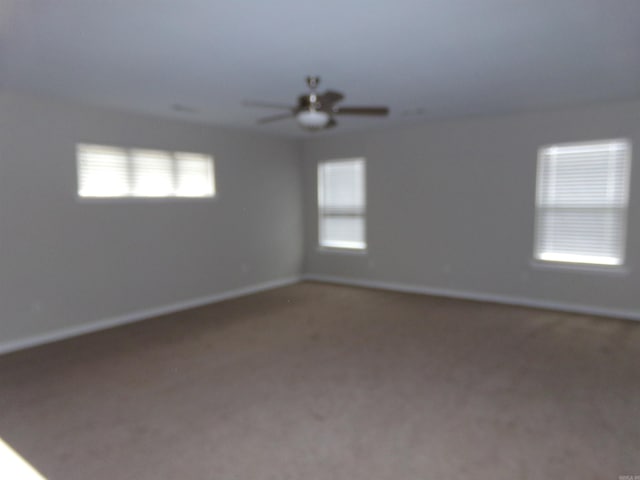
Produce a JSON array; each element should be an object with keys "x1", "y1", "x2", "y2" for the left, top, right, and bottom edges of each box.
[
  {"x1": 302, "y1": 100, "x2": 640, "y2": 316},
  {"x1": 2, "y1": 92, "x2": 638, "y2": 350},
  {"x1": 0, "y1": 92, "x2": 303, "y2": 346}
]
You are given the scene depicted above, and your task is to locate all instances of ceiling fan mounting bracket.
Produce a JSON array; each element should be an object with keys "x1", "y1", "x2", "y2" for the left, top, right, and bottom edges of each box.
[{"x1": 306, "y1": 76, "x2": 320, "y2": 90}]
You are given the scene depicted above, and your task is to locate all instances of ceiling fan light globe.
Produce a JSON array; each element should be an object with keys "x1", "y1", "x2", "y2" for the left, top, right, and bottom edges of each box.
[{"x1": 297, "y1": 109, "x2": 330, "y2": 129}]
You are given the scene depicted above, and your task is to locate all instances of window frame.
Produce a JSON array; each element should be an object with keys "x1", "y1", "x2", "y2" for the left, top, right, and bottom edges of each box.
[
  {"x1": 317, "y1": 157, "x2": 367, "y2": 252},
  {"x1": 76, "y1": 143, "x2": 216, "y2": 202},
  {"x1": 532, "y1": 138, "x2": 631, "y2": 272}
]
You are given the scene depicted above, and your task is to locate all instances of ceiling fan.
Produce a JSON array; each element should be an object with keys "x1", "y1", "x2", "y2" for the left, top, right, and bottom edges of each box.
[{"x1": 244, "y1": 76, "x2": 389, "y2": 131}]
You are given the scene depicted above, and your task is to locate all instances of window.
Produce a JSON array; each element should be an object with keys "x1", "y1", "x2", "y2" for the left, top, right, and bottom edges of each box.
[
  {"x1": 534, "y1": 139, "x2": 631, "y2": 267},
  {"x1": 77, "y1": 144, "x2": 215, "y2": 198},
  {"x1": 318, "y1": 158, "x2": 366, "y2": 250}
]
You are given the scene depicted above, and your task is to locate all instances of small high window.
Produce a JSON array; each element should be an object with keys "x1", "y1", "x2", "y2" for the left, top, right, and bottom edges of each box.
[{"x1": 77, "y1": 144, "x2": 215, "y2": 198}]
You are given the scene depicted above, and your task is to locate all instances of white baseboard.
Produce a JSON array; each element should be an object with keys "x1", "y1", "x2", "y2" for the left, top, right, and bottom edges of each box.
[
  {"x1": 4, "y1": 273, "x2": 636, "y2": 356},
  {"x1": 0, "y1": 276, "x2": 301, "y2": 356},
  {"x1": 302, "y1": 274, "x2": 640, "y2": 322}
]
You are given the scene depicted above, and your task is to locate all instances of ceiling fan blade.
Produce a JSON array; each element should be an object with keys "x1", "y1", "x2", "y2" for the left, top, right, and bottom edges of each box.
[
  {"x1": 243, "y1": 100, "x2": 295, "y2": 110},
  {"x1": 334, "y1": 106, "x2": 389, "y2": 116},
  {"x1": 318, "y1": 90, "x2": 344, "y2": 107},
  {"x1": 257, "y1": 112, "x2": 295, "y2": 124}
]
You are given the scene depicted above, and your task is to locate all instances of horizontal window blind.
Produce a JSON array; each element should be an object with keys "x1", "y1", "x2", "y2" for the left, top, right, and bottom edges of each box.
[
  {"x1": 77, "y1": 145, "x2": 129, "y2": 197},
  {"x1": 318, "y1": 158, "x2": 366, "y2": 250},
  {"x1": 534, "y1": 139, "x2": 631, "y2": 266},
  {"x1": 77, "y1": 144, "x2": 215, "y2": 198},
  {"x1": 131, "y1": 149, "x2": 174, "y2": 197},
  {"x1": 174, "y1": 153, "x2": 216, "y2": 197}
]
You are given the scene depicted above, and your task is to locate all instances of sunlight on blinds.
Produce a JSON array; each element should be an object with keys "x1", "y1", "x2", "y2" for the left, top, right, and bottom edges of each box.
[
  {"x1": 318, "y1": 158, "x2": 366, "y2": 250},
  {"x1": 77, "y1": 144, "x2": 129, "y2": 197},
  {"x1": 77, "y1": 144, "x2": 215, "y2": 198},
  {"x1": 131, "y1": 149, "x2": 174, "y2": 197},
  {"x1": 175, "y1": 153, "x2": 216, "y2": 197},
  {"x1": 534, "y1": 139, "x2": 631, "y2": 266}
]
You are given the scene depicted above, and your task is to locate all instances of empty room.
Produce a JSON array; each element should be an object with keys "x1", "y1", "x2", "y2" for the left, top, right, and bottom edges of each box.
[{"x1": 1, "y1": 1, "x2": 639, "y2": 479}]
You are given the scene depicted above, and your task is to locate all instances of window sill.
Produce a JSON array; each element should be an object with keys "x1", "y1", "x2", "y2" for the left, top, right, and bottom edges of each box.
[
  {"x1": 530, "y1": 259, "x2": 629, "y2": 276},
  {"x1": 317, "y1": 246, "x2": 368, "y2": 255},
  {"x1": 76, "y1": 196, "x2": 216, "y2": 204}
]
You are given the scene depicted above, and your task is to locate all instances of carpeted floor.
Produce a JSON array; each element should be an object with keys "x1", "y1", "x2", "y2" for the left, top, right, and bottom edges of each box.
[{"x1": 0, "y1": 281, "x2": 638, "y2": 479}]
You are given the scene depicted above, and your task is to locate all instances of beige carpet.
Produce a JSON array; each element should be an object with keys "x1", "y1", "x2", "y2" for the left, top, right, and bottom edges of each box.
[{"x1": 0, "y1": 281, "x2": 638, "y2": 479}]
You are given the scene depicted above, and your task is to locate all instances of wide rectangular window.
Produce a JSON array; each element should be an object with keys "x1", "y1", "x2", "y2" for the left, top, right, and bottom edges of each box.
[
  {"x1": 534, "y1": 139, "x2": 631, "y2": 266},
  {"x1": 318, "y1": 158, "x2": 366, "y2": 250},
  {"x1": 77, "y1": 144, "x2": 215, "y2": 198}
]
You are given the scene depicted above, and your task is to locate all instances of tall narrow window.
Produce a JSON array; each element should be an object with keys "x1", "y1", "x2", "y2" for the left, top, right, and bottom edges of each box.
[
  {"x1": 77, "y1": 144, "x2": 215, "y2": 198},
  {"x1": 534, "y1": 139, "x2": 631, "y2": 266},
  {"x1": 318, "y1": 158, "x2": 366, "y2": 250}
]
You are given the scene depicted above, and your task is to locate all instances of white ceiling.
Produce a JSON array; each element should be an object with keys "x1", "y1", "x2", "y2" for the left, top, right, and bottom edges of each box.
[{"x1": 1, "y1": 0, "x2": 639, "y2": 137}]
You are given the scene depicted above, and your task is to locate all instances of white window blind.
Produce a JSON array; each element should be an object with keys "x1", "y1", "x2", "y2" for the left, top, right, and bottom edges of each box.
[
  {"x1": 174, "y1": 152, "x2": 216, "y2": 197},
  {"x1": 131, "y1": 149, "x2": 174, "y2": 197},
  {"x1": 77, "y1": 145, "x2": 129, "y2": 197},
  {"x1": 318, "y1": 158, "x2": 366, "y2": 250},
  {"x1": 534, "y1": 139, "x2": 631, "y2": 266},
  {"x1": 77, "y1": 144, "x2": 215, "y2": 198}
]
